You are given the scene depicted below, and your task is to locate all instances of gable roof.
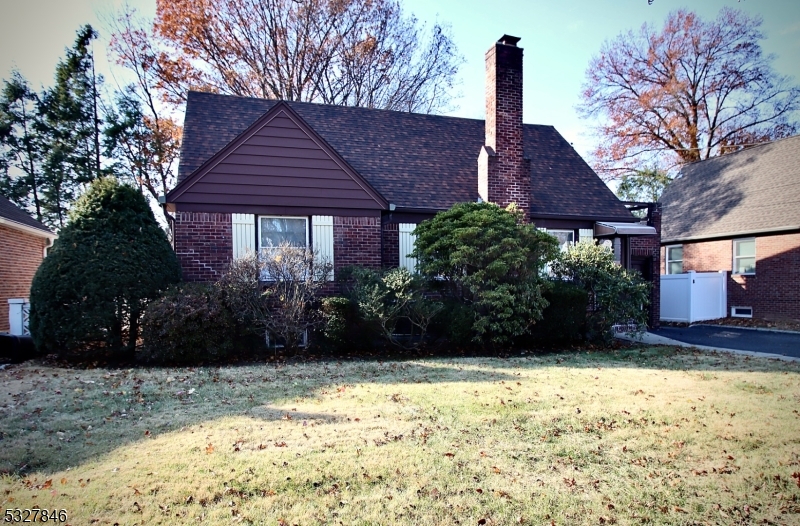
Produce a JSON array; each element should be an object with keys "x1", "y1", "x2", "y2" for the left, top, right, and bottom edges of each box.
[
  {"x1": 175, "y1": 91, "x2": 633, "y2": 220},
  {"x1": 661, "y1": 135, "x2": 800, "y2": 243},
  {"x1": 0, "y1": 195, "x2": 54, "y2": 237},
  {"x1": 169, "y1": 102, "x2": 387, "y2": 214}
]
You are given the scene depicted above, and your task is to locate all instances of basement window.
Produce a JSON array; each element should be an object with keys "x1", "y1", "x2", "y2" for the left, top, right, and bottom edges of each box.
[{"x1": 731, "y1": 306, "x2": 753, "y2": 318}]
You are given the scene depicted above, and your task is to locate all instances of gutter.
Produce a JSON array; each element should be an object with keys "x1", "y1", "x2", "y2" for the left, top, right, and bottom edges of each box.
[{"x1": 0, "y1": 217, "x2": 58, "y2": 258}]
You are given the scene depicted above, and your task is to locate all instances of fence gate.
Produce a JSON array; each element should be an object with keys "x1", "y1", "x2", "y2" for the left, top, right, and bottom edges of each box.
[
  {"x1": 660, "y1": 271, "x2": 727, "y2": 323},
  {"x1": 8, "y1": 298, "x2": 30, "y2": 336}
]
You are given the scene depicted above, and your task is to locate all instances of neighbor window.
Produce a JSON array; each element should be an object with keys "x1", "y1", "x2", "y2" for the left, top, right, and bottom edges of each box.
[
  {"x1": 549, "y1": 230, "x2": 575, "y2": 252},
  {"x1": 258, "y1": 216, "x2": 308, "y2": 253},
  {"x1": 666, "y1": 245, "x2": 683, "y2": 274},
  {"x1": 732, "y1": 238, "x2": 755, "y2": 274}
]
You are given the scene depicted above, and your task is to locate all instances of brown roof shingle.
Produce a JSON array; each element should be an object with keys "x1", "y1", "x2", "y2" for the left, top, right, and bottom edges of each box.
[
  {"x1": 177, "y1": 91, "x2": 633, "y2": 220},
  {"x1": 661, "y1": 135, "x2": 800, "y2": 243}
]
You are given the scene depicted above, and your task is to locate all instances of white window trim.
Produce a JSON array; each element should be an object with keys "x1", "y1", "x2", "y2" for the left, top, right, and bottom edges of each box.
[
  {"x1": 732, "y1": 238, "x2": 756, "y2": 275},
  {"x1": 258, "y1": 215, "x2": 309, "y2": 254},
  {"x1": 665, "y1": 244, "x2": 683, "y2": 275}
]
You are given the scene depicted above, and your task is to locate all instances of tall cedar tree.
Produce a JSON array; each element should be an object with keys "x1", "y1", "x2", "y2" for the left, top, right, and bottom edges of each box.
[
  {"x1": 110, "y1": 0, "x2": 462, "y2": 113},
  {"x1": 579, "y1": 8, "x2": 800, "y2": 180},
  {"x1": 1, "y1": 25, "x2": 106, "y2": 229},
  {"x1": 0, "y1": 72, "x2": 47, "y2": 222},
  {"x1": 39, "y1": 24, "x2": 105, "y2": 228},
  {"x1": 29, "y1": 177, "x2": 181, "y2": 356}
]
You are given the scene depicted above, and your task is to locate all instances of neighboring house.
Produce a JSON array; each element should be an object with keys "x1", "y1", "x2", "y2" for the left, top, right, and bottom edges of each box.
[
  {"x1": 660, "y1": 134, "x2": 800, "y2": 321},
  {"x1": 166, "y1": 35, "x2": 662, "y2": 327},
  {"x1": 0, "y1": 196, "x2": 57, "y2": 333}
]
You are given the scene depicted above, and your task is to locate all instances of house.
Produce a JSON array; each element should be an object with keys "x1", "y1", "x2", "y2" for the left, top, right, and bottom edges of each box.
[
  {"x1": 166, "y1": 35, "x2": 662, "y2": 327},
  {"x1": 0, "y1": 195, "x2": 57, "y2": 334},
  {"x1": 660, "y1": 134, "x2": 800, "y2": 322}
]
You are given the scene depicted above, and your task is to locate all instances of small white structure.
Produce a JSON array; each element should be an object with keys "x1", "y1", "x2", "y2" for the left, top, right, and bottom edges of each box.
[
  {"x1": 660, "y1": 271, "x2": 727, "y2": 323},
  {"x1": 7, "y1": 298, "x2": 30, "y2": 336}
]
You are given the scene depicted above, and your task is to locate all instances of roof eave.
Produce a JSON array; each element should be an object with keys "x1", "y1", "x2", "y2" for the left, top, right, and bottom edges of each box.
[
  {"x1": 0, "y1": 217, "x2": 57, "y2": 240},
  {"x1": 662, "y1": 224, "x2": 800, "y2": 244}
]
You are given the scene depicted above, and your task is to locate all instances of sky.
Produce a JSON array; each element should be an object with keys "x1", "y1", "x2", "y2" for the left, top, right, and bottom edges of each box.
[{"x1": 1, "y1": 0, "x2": 799, "y2": 160}]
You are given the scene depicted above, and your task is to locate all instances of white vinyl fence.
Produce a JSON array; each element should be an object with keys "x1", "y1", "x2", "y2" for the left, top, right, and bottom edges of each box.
[{"x1": 660, "y1": 271, "x2": 727, "y2": 323}]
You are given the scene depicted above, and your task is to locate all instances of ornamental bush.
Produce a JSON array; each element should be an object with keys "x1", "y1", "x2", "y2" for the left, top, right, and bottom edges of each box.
[
  {"x1": 343, "y1": 266, "x2": 442, "y2": 350},
  {"x1": 549, "y1": 241, "x2": 650, "y2": 342},
  {"x1": 29, "y1": 177, "x2": 181, "y2": 356},
  {"x1": 411, "y1": 202, "x2": 558, "y2": 348},
  {"x1": 140, "y1": 284, "x2": 236, "y2": 364}
]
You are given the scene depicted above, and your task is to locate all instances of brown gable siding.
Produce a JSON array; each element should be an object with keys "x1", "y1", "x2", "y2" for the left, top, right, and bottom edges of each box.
[{"x1": 170, "y1": 104, "x2": 385, "y2": 215}]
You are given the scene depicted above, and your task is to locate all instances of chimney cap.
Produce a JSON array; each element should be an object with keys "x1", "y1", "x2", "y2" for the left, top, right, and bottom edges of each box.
[{"x1": 498, "y1": 34, "x2": 521, "y2": 46}]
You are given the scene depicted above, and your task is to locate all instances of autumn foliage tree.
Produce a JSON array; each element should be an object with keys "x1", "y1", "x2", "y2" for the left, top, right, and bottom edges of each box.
[
  {"x1": 580, "y1": 8, "x2": 800, "y2": 180},
  {"x1": 110, "y1": 0, "x2": 462, "y2": 114}
]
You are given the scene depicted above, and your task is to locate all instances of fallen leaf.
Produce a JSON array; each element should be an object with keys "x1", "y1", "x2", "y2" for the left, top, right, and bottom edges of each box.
[{"x1": 206, "y1": 443, "x2": 214, "y2": 454}]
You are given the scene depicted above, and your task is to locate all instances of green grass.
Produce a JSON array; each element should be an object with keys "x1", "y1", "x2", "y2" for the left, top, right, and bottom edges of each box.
[{"x1": 1, "y1": 346, "x2": 799, "y2": 525}]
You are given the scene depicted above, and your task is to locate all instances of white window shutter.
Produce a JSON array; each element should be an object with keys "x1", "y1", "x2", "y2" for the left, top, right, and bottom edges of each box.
[
  {"x1": 312, "y1": 215, "x2": 334, "y2": 281},
  {"x1": 399, "y1": 223, "x2": 417, "y2": 273},
  {"x1": 232, "y1": 214, "x2": 255, "y2": 259},
  {"x1": 579, "y1": 229, "x2": 594, "y2": 243}
]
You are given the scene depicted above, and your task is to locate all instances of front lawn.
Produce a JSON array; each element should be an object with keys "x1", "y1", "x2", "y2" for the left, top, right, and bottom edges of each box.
[{"x1": 1, "y1": 346, "x2": 798, "y2": 525}]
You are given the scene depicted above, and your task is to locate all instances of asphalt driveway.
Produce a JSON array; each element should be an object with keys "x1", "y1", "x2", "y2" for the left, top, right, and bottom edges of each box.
[{"x1": 652, "y1": 325, "x2": 800, "y2": 359}]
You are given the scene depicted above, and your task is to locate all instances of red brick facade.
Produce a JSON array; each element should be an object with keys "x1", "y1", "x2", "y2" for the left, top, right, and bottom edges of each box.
[
  {"x1": 661, "y1": 232, "x2": 800, "y2": 321},
  {"x1": 630, "y1": 204, "x2": 662, "y2": 328},
  {"x1": 173, "y1": 213, "x2": 383, "y2": 284},
  {"x1": 0, "y1": 225, "x2": 47, "y2": 332},
  {"x1": 479, "y1": 38, "x2": 531, "y2": 219},
  {"x1": 382, "y1": 222, "x2": 400, "y2": 268},
  {"x1": 334, "y1": 216, "x2": 382, "y2": 275},
  {"x1": 174, "y1": 212, "x2": 233, "y2": 282}
]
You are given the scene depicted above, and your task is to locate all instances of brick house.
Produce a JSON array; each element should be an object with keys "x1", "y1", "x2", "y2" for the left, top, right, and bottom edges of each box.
[
  {"x1": 166, "y1": 35, "x2": 662, "y2": 327},
  {"x1": 0, "y1": 196, "x2": 56, "y2": 333},
  {"x1": 660, "y1": 134, "x2": 800, "y2": 322}
]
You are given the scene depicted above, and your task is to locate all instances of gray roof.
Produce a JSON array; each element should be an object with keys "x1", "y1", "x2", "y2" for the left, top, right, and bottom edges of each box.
[
  {"x1": 0, "y1": 195, "x2": 53, "y2": 235},
  {"x1": 661, "y1": 135, "x2": 800, "y2": 243},
  {"x1": 177, "y1": 91, "x2": 633, "y2": 220}
]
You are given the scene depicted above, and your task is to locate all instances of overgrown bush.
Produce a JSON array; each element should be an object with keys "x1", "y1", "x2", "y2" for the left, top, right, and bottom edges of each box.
[
  {"x1": 218, "y1": 245, "x2": 332, "y2": 353},
  {"x1": 343, "y1": 266, "x2": 442, "y2": 350},
  {"x1": 29, "y1": 177, "x2": 181, "y2": 356},
  {"x1": 411, "y1": 202, "x2": 558, "y2": 348},
  {"x1": 140, "y1": 284, "x2": 236, "y2": 364},
  {"x1": 526, "y1": 281, "x2": 588, "y2": 344},
  {"x1": 319, "y1": 295, "x2": 377, "y2": 352},
  {"x1": 550, "y1": 241, "x2": 650, "y2": 342}
]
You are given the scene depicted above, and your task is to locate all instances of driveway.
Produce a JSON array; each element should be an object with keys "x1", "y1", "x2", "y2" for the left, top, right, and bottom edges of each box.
[{"x1": 652, "y1": 325, "x2": 800, "y2": 359}]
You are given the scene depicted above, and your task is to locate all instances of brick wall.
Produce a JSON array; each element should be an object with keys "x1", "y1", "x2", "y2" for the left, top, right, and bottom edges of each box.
[
  {"x1": 173, "y1": 212, "x2": 233, "y2": 282},
  {"x1": 629, "y1": 203, "x2": 662, "y2": 328},
  {"x1": 0, "y1": 225, "x2": 47, "y2": 332},
  {"x1": 382, "y1": 221, "x2": 399, "y2": 268},
  {"x1": 661, "y1": 232, "x2": 800, "y2": 321},
  {"x1": 334, "y1": 216, "x2": 381, "y2": 276},
  {"x1": 479, "y1": 39, "x2": 531, "y2": 219}
]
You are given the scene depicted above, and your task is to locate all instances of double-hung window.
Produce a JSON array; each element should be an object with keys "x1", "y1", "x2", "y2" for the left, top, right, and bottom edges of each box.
[
  {"x1": 259, "y1": 216, "x2": 308, "y2": 254},
  {"x1": 733, "y1": 238, "x2": 755, "y2": 275},
  {"x1": 548, "y1": 230, "x2": 575, "y2": 252},
  {"x1": 665, "y1": 245, "x2": 683, "y2": 274}
]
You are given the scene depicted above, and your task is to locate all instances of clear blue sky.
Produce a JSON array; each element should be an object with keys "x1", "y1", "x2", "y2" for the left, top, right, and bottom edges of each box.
[{"x1": 1, "y1": 0, "x2": 799, "y2": 159}]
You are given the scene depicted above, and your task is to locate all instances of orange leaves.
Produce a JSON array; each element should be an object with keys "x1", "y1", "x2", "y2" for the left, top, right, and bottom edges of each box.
[{"x1": 205, "y1": 443, "x2": 214, "y2": 454}]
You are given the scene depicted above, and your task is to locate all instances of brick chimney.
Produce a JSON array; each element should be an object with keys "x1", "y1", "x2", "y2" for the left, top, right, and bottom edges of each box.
[{"x1": 478, "y1": 35, "x2": 531, "y2": 220}]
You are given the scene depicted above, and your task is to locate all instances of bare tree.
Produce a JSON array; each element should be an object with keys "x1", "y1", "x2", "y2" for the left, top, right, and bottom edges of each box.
[
  {"x1": 105, "y1": 7, "x2": 182, "y2": 225},
  {"x1": 134, "y1": 0, "x2": 461, "y2": 113},
  {"x1": 579, "y1": 8, "x2": 800, "y2": 179}
]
